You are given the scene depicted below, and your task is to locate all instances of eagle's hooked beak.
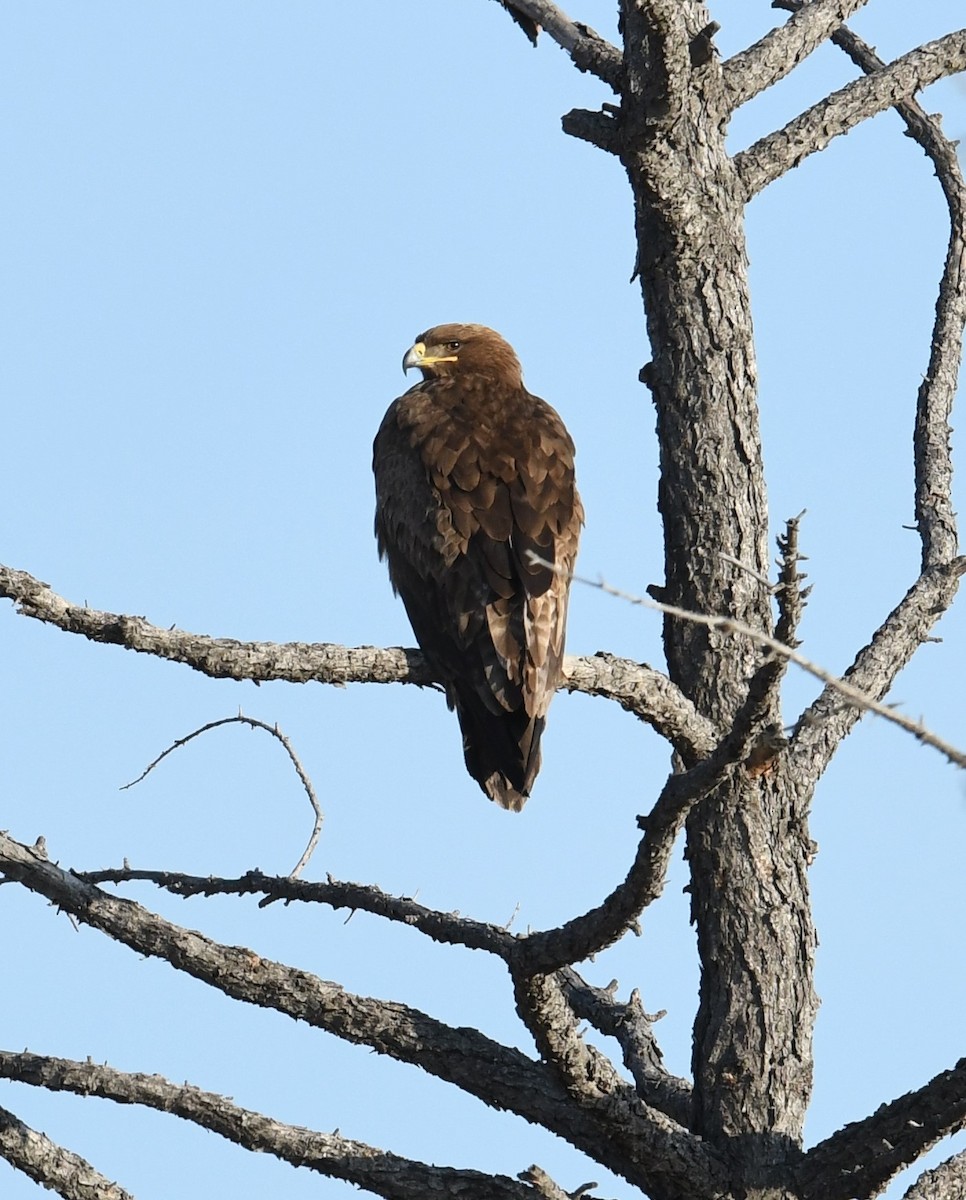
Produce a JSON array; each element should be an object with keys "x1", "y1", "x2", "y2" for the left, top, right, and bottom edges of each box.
[
  {"x1": 402, "y1": 341, "x2": 459, "y2": 374},
  {"x1": 402, "y1": 342, "x2": 425, "y2": 374}
]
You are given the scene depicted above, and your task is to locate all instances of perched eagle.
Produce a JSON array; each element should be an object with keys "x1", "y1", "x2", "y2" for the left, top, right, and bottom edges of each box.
[{"x1": 373, "y1": 324, "x2": 582, "y2": 810}]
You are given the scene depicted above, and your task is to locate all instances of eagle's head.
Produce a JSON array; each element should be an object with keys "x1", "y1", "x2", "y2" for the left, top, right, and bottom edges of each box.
[{"x1": 402, "y1": 324, "x2": 523, "y2": 388}]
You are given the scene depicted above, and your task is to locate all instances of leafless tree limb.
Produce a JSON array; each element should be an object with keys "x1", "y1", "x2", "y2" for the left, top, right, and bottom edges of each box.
[
  {"x1": 794, "y1": 1056, "x2": 966, "y2": 1200},
  {"x1": 556, "y1": 968, "x2": 692, "y2": 1128},
  {"x1": 789, "y1": 556, "x2": 966, "y2": 781},
  {"x1": 903, "y1": 1149, "x2": 966, "y2": 1200},
  {"x1": 0, "y1": 1050, "x2": 571, "y2": 1200},
  {"x1": 564, "y1": 562, "x2": 966, "y2": 770},
  {"x1": 0, "y1": 563, "x2": 708, "y2": 753},
  {"x1": 772, "y1": 3, "x2": 966, "y2": 574},
  {"x1": 510, "y1": 972, "x2": 725, "y2": 1199},
  {"x1": 122, "y1": 713, "x2": 323, "y2": 877},
  {"x1": 734, "y1": 30, "x2": 966, "y2": 198},
  {"x1": 80, "y1": 864, "x2": 520, "y2": 957},
  {"x1": 0, "y1": 831, "x2": 659, "y2": 1191},
  {"x1": 722, "y1": 0, "x2": 870, "y2": 111},
  {"x1": 490, "y1": 0, "x2": 622, "y2": 89},
  {"x1": 0, "y1": 1103, "x2": 133, "y2": 1200},
  {"x1": 514, "y1": 659, "x2": 787, "y2": 975},
  {"x1": 563, "y1": 651, "x2": 718, "y2": 757}
]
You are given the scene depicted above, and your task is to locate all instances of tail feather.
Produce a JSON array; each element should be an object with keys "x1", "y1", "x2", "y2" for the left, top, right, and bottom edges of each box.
[{"x1": 451, "y1": 687, "x2": 544, "y2": 811}]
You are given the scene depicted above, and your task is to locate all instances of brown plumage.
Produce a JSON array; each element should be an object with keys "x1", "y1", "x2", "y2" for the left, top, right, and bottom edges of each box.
[{"x1": 373, "y1": 323, "x2": 583, "y2": 810}]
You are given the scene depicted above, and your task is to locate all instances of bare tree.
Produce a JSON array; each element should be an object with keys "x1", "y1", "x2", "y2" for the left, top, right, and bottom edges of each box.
[{"x1": 2, "y1": 4, "x2": 966, "y2": 1199}]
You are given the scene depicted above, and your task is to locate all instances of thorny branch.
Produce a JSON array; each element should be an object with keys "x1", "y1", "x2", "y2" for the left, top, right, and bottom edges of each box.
[
  {"x1": 0, "y1": 1051, "x2": 570, "y2": 1200},
  {"x1": 559, "y1": 561, "x2": 966, "y2": 771},
  {"x1": 735, "y1": 30, "x2": 966, "y2": 197}
]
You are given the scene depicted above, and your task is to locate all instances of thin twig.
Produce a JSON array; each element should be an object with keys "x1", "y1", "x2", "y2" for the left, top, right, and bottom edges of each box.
[
  {"x1": 530, "y1": 553, "x2": 966, "y2": 769},
  {"x1": 123, "y1": 713, "x2": 323, "y2": 877}
]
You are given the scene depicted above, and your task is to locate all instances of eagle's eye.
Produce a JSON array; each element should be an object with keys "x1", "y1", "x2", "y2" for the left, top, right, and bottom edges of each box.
[{"x1": 447, "y1": 341, "x2": 461, "y2": 351}]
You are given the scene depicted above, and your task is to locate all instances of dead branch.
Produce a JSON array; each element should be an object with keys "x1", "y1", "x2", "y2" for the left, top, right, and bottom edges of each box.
[
  {"x1": 723, "y1": 0, "x2": 870, "y2": 111},
  {"x1": 490, "y1": 0, "x2": 622, "y2": 89},
  {"x1": 0, "y1": 831, "x2": 655, "y2": 1192},
  {"x1": 735, "y1": 30, "x2": 966, "y2": 198},
  {"x1": 123, "y1": 713, "x2": 323, "y2": 876},
  {"x1": 559, "y1": 561, "x2": 966, "y2": 770},
  {"x1": 794, "y1": 1056, "x2": 966, "y2": 1200},
  {"x1": 557, "y1": 968, "x2": 691, "y2": 1128},
  {"x1": 771, "y1": 2, "x2": 966, "y2": 573},
  {"x1": 789, "y1": 557, "x2": 966, "y2": 779},
  {"x1": 509, "y1": 972, "x2": 726, "y2": 1197},
  {"x1": 903, "y1": 1150, "x2": 966, "y2": 1200},
  {"x1": 0, "y1": 1050, "x2": 562, "y2": 1200},
  {"x1": 0, "y1": 1103, "x2": 134, "y2": 1200},
  {"x1": 0, "y1": 563, "x2": 706, "y2": 751}
]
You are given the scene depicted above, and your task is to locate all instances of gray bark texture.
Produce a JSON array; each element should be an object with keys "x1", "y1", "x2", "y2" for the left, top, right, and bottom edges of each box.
[{"x1": 1, "y1": 3, "x2": 965, "y2": 1200}]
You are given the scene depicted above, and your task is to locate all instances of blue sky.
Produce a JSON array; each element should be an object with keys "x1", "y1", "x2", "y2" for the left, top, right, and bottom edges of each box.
[{"x1": 1, "y1": 3, "x2": 965, "y2": 1197}]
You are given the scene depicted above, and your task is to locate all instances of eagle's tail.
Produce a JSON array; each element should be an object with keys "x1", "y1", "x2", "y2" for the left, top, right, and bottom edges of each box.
[{"x1": 452, "y1": 691, "x2": 544, "y2": 812}]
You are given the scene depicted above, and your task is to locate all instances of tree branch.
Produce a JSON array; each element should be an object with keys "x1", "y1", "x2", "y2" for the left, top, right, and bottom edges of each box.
[
  {"x1": 0, "y1": 564, "x2": 708, "y2": 754},
  {"x1": 490, "y1": 0, "x2": 622, "y2": 90},
  {"x1": 795, "y1": 1057, "x2": 966, "y2": 1200},
  {"x1": 904, "y1": 1150, "x2": 966, "y2": 1200},
  {"x1": 789, "y1": 556, "x2": 966, "y2": 781},
  {"x1": 771, "y1": 4, "x2": 966, "y2": 572},
  {"x1": 734, "y1": 30, "x2": 966, "y2": 198},
  {"x1": 722, "y1": 0, "x2": 870, "y2": 111},
  {"x1": 0, "y1": 1103, "x2": 133, "y2": 1200},
  {"x1": 0, "y1": 832, "x2": 648, "y2": 1191},
  {"x1": 0, "y1": 1051, "x2": 563, "y2": 1200},
  {"x1": 557, "y1": 968, "x2": 692, "y2": 1128},
  {"x1": 510, "y1": 973, "x2": 726, "y2": 1199}
]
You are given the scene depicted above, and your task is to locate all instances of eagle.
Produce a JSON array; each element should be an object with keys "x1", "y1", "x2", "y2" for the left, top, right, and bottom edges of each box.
[{"x1": 373, "y1": 324, "x2": 582, "y2": 810}]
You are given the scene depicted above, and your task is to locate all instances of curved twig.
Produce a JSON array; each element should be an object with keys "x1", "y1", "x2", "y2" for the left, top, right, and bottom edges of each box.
[{"x1": 123, "y1": 713, "x2": 323, "y2": 877}]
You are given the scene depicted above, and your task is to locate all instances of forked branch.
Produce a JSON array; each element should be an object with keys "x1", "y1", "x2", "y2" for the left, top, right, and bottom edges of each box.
[{"x1": 0, "y1": 831, "x2": 657, "y2": 1191}]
